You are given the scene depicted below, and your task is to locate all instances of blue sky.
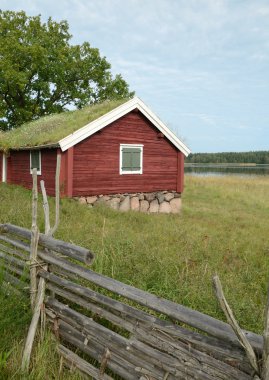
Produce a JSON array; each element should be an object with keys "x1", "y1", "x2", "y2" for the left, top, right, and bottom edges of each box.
[{"x1": 1, "y1": 0, "x2": 269, "y2": 153}]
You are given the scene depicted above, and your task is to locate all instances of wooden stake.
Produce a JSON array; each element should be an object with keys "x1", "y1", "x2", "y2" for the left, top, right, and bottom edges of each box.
[
  {"x1": 40, "y1": 298, "x2": 46, "y2": 341},
  {"x1": 99, "y1": 348, "x2": 111, "y2": 380},
  {"x1": 49, "y1": 153, "x2": 61, "y2": 237},
  {"x1": 213, "y1": 275, "x2": 260, "y2": 377},
  {"x1": 30, "y1": 168, "x2": 39, "y2": 309},
  {"x1": 40, "y1": 180, "x2": 50, "y2": 235},
  {"x1": 21, "y1": 156, "x2": 62, "y2": 372},
  {"x1": 21, "y1": 276, "x2": 46, "y2": 372}
]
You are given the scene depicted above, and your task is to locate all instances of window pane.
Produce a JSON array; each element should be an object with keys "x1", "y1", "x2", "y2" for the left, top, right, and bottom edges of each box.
[
  {"x1": 122, "y1": 150, "x2": 132, "y2": 170},
  {"x1": 31, "y1": 151, "x2": 40, "y2": 171},
  {"x1": 121, "y1": 147, "x2": 141, "y2": 172},
  {"x1": 131, "y1": 151, "x2": 141, "y2": 170}
]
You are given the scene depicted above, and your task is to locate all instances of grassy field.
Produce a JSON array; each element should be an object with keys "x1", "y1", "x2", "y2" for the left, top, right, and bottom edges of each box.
[{"x1": 0, "y1": 175, "x2": 269, "y2": 377}]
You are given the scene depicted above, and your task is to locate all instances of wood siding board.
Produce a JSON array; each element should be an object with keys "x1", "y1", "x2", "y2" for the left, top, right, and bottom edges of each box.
[
  {"x1": 73, "y1": 111, "x2": 179, "y2": 196},
  {"x1": 7, "y1": 149, "x2": 57, "y2": 195},
  {"x1": 66, "y1": 147, "x2": 74, "y2": 197}
]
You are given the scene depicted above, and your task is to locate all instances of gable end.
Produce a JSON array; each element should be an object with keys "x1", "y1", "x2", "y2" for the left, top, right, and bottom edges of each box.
[{"x1": 59, "y1": 97, "x2": 190, "y2": 157}]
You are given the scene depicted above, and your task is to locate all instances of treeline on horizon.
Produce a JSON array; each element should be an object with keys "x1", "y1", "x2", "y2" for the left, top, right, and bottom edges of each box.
[{"x1": 185, "y1": 151, "x2": 269, "y2": 164}]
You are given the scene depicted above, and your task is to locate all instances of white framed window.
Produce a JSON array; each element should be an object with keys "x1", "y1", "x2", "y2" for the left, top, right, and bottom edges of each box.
[
  {"x1": 2, "y1": 153, "x2": 7, "y2": 183},
  {"x1": 120, "y1": 144, "x2": 143, "y2": 175},
  {"x1": 30, "y1": 150, "x2": 41, "y2": 175}
]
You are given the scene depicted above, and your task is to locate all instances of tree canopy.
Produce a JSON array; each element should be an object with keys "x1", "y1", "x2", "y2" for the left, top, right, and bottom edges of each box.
[
  {"x1": 186, "y1": 151, "x2": 269, "y2": 164},
  {"x1": 0, "y1": 10, "x2": 134, "y2": 130}
]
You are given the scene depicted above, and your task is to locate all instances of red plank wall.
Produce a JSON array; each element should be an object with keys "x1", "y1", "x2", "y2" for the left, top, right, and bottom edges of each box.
[
  {"x1": 72, "y1": 110, "x2": 183, "y2": 196},
  {"x1": 6, "y1": 149, "x2": 57, "y2": 195},
  {"x1": 0, "y1": 152, "x2": 2, "y2": 182}
]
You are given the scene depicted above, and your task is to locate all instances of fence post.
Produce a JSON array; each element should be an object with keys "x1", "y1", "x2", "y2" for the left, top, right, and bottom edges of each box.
[
  {"x1": 40, "y1": 180, "x2": 50, "y2": 235},
  {"x1": 29, "y1": 168, "x2": 39, "y2": 309},
  {"x1": 49, "y1": 153, "x2": 61, "y2": 236},
  {"x1": 22, "y1": 155, "x2": 61, "y2": 373}
]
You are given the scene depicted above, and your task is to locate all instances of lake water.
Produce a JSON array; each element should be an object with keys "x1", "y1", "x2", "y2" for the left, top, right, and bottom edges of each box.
[{"x1": 185, "y1": 165, "x2": 269, "y2": 177}]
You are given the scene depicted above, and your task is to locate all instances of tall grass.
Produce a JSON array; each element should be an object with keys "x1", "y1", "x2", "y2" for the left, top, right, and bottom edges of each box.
[
  {"x1": 0, "y1": 283, "x2": 83, "y2": 379},
  {"x1": 0, "y1": 175, "x2": 269, "y2": 377}
]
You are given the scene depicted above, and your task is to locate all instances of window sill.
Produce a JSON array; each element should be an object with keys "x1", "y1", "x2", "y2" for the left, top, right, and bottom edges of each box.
[
  {"x1": 120, "y1": 171, "x2": 143, "y2": 175},
  {"x1": 30, "y1": 170, "x2": 42, "y2": 176}
]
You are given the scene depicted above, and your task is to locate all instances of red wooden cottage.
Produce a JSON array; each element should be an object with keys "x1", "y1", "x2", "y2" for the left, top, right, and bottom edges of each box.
[{"x1": 0, "y1": 97, "x2": 190, "y2": 211}]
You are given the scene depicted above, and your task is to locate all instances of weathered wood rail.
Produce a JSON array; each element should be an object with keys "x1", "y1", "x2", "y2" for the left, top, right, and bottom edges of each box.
[{"x1": 0, "y1": 223, "x2": 262, "y2": 379}]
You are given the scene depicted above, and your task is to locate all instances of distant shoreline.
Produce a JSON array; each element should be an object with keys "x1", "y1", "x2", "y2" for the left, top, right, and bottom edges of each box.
[
  {"x1": 184, "y1": 163, "x2": 269, "y2": 168},
  {"x1": 185, "y1": 151, "x2": 269, "y2": 166}
]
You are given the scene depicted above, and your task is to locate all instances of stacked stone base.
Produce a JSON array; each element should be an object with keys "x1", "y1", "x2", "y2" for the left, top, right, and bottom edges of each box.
[{"x1": 77, "y1": 191, "x2": 182, "y2": 213}]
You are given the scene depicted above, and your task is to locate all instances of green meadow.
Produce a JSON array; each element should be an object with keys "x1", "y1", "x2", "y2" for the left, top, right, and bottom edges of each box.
[{"x1": 0, "y1": 175, "x2": 269, "y2": 378}]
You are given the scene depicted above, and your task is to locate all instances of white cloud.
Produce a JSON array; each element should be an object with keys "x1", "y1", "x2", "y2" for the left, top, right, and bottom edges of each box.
[
  {"x1": 256, "y1": 6, "x2": 269, "y2": 16},
  {"x1": 1, "y1": 0, "x2": 269, "y2": 152}
]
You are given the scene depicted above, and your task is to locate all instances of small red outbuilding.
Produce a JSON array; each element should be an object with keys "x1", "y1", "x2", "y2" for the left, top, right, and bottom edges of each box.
[{"x1": 0, "y1": 97, "x2": 190, "y2": 200}]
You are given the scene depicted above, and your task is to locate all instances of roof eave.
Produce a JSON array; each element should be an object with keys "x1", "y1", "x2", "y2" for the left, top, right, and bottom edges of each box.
[
  {"x1": 135, "y1": 99, "x2": 191, "y2": 157},
  {"x1": 7, "y1": 142, "x2": 60, "y2": 151}
]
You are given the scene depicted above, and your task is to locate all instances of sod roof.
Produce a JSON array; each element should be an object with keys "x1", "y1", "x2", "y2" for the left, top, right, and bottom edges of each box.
[{"x1": 0, "y1": 98, "x2": 129, "y2": 152}]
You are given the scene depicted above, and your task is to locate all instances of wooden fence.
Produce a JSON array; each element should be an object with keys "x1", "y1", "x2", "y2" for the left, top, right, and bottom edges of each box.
[{"x1": 0, "y1": 223, "x2": 263, "y2": 379}]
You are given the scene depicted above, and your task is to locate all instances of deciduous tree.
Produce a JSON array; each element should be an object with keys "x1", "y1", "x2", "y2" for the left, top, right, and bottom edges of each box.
[{"x1": 0, "y1": 10, "x2": 134, "y2": 130}]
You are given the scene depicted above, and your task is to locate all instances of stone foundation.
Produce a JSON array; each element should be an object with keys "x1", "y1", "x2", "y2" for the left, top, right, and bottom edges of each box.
[{"x1": 76, "y1": 191, "x2": 182, "y2": 213}]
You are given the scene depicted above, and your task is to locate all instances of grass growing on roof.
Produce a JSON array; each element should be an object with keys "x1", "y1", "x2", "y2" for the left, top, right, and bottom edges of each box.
[{"x1": 0, "y1": 98, "x2": 129, "y2": 151}]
